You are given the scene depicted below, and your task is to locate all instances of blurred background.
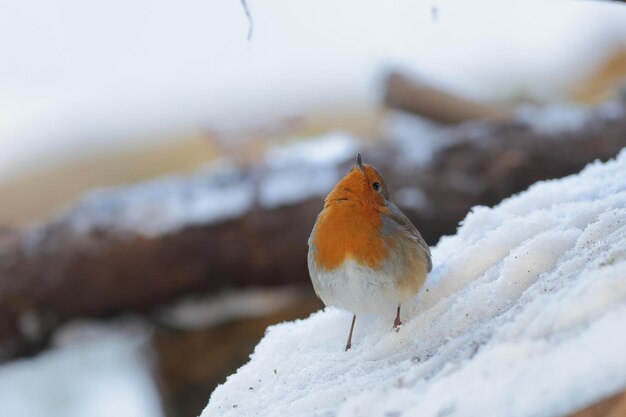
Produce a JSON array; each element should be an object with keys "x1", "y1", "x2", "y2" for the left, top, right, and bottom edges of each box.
[{"x1": 1, "y1": 1, "x2": 626, "y2": 416}]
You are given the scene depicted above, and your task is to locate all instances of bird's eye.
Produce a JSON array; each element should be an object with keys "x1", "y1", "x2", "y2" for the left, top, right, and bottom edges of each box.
[{"x1": 372, "y1": 182, "x2": 380, "y2": 191}]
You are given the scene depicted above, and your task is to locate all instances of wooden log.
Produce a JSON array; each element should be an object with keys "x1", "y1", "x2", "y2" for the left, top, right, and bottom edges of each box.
[
  {"x1": 566, "y1": 390, "x2": 626, "y2": 417},
  {"x1": 384, "y1": 71, "x2": 512, "y2": 124}
]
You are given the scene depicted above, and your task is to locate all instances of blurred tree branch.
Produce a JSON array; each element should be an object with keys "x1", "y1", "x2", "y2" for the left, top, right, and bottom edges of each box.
[
  {"x1": 241, "y1": 0, "x2": 253, "y2": 41},
  {"x1": 384, "y1": 71, "x2": 512, "y2": 124}
]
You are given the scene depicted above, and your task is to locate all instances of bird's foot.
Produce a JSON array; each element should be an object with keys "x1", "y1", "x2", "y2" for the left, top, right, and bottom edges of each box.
[{"x1": 393, "y1": 318, "x2": 402, "y2": 332}]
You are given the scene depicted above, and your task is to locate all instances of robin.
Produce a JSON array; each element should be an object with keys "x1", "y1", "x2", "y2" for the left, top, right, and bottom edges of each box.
[{"x1": 307, "y1": 154, "x2": 432, "y2": 350}]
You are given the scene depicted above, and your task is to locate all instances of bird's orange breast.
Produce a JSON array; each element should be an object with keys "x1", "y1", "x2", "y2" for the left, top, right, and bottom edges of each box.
[{"x1": 312, "y1": 202, "x2": 388, "y2": 271}]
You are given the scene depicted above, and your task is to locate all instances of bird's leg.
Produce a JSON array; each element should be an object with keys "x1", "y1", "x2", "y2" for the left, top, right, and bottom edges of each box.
[
  {"x1": 345, "y1": 315, "x2": 356, "y2": 351},
  {"x1": 393, "y1": 304, "x2": 402, "y2": 331}
]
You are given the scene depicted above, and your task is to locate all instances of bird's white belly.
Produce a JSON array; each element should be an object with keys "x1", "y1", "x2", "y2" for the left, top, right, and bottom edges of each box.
[{"x1": 311, "y1": 258, "x2": 409, "y2": 314}]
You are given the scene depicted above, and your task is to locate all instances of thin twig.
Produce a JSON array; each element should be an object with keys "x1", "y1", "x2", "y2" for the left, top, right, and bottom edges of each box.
[{"x1": 240, "y1": 0, "x2": 254, "y2": 41}]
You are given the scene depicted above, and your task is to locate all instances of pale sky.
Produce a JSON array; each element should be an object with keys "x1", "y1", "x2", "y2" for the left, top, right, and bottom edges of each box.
[{"x1": 1, "y1": 0, "x2": 626, "y2": 181}]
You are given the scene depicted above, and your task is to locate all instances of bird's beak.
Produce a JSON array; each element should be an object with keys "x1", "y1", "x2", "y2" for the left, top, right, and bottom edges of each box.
[{"x1": 355, "y1": 154, "x2": 365, "y2": 172}]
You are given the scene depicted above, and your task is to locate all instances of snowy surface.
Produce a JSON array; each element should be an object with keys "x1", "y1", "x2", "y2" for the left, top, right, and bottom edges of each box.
[
  {"x1": 0, "y1": 320, "x2": 163, "y2": 417},
  {"x1": 65, "y1": 161, "x2": 253, "y2": 237},
  {"x1": 58, "y1": 132, "x2": 357, "y2": 237},
  {"x1": 157, "y1": 287, "x2": 301, "y2": 330},
  {"x1": 382, "y1": 112, "x2": 456, "y2": 166},
  {"x1": 260, "y1": 133, "x2": 358, "y2": 208},
  {"x1": 202, "y1": 150, "x2": 626, "y2": 417},
  {"x1": 514, "y1": 102, "x2": 625, "y2": 134},
  {"x1": 384, "y1": 101, "x2": 626, "y2": 162},
  {"x1": 515, "y1": 103, "x2": 592, "y2": 134}
]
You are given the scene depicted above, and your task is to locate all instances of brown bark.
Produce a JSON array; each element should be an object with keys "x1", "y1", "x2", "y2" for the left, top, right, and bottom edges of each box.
[
  {"x1": 1, "y1": 101, "x2": 625, "y2": 360},
  {"x1": 384, "y1": 71, "x2": 512, "y2": 124},
  {"x1": 566, "y1": 390, "x2": 626, "y2": 417}
]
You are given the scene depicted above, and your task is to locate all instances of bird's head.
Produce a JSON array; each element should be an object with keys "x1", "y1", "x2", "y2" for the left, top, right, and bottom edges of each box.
[{"x1": 325, "y1": 154, "x2": 390, "y2": 207}]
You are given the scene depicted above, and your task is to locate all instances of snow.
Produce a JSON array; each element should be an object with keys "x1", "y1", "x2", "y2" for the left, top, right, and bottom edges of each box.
[
  {"x1": 0, "y1": 319, "x2": 163, "y2": 417},
  {"x1": 514, "y1": 101, "x2": 626, "y2": 135},
  {"x1": 515, "y1": 103, "x2": 591, "y2": 134},
  {"x1": 60, "y1": 132, "x2": 357, "y2": 237},
  {"x1": 260, "y1": 133, "x2": 358, "y2": 208},
  {"x1": 65, "y1": 161, "x2": 254, "y2": 237},
  {"x1": 382, "y1": 112, "x2": 455, "y2": 165},
  {"x1": 157, "y1": 287, "x2": 301, "y2": 330},
  {"x1": 265, "y1": 133, "x2": 358, "y2": 168},
  {"x1": 201, "y1": 150, "x2": 626, "y2": 417},
  {"x1": 385, "y1": 101, "x2": 626, "y2": 158}
]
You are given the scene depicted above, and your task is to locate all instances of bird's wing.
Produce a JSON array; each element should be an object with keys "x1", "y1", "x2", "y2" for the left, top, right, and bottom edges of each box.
[{"x1": 382, "y1": 201, "x2": 432, "y2": 272}]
